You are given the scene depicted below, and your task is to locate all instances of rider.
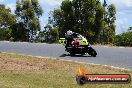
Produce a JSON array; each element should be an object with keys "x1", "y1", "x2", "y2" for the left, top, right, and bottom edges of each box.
[{"x1": 65, "y1": 30, "x2": 74, "y2": 48}]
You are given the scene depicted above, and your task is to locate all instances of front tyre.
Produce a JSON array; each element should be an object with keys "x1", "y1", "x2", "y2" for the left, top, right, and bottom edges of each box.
[
  {"x1": 90, "y1": 49, "x2": 97, "y2": 57},
  {"x1": 88, "y1": 47, "x2": 97, "y2": 57}
]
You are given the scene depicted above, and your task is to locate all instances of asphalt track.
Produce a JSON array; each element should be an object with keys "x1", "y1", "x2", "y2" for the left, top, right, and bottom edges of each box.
[{"x1": 0, "y1": 41, "x2": 132, "y2": 69}]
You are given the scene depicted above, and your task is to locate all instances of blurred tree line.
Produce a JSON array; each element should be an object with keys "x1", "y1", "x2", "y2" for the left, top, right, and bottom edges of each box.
[
  {"x1": 114, "y1": 27, "x2": 132, "y2": 47},
  {"x1": 0, "y1": 0, "x2": 43, "y2": 42},
  {"x1": 0, "y1": 0, "x2": 116, "y2": 43},
  {"x1": 36, "y1": 19, "x2": 59, "y2": 43},
  {"x1": 51, "y1": 0, "x2": 116, "y2": 44},
  {"x1": 0, "y1": 4, "x2": 16, "y2": 41},
  {"x1": 0, "y1": 0, "x2": 131, "y2": 46}
]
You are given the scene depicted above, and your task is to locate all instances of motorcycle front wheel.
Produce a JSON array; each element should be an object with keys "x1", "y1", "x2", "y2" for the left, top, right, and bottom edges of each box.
[{"x1": 88, "y1": 47, "x2": 97, "y2": 57}]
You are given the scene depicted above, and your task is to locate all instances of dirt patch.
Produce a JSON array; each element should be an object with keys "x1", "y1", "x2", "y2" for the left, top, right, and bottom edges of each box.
[
  {"x1": 0, "y1": 57, "x2": 53, "y2": 71},
  {"x1": 0, "y1": 54, "x2": 67, "y2": 72},
  {"x1": 0, "y1": 58, "x2": 40, "y2": 71}
]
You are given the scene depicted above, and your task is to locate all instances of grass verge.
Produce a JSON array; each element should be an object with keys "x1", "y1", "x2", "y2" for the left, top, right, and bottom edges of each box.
[{"x1": 0, "y1": 53, "x2": 131, "y2": 88}]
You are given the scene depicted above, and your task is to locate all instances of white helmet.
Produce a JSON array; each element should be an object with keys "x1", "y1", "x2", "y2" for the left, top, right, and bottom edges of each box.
[{"x1": 67, "y1": 30, "x2": 73, "y2": 35}]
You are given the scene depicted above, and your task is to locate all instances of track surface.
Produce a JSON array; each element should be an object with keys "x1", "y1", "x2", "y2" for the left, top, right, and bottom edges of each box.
[{"x1": 0, "y1": 41, "x2": 132, "y2": 69}]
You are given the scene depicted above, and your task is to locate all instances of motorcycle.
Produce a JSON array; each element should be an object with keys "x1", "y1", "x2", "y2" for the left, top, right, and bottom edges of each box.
[{"x1": 63, "y1": 33, "x2": 97, "y2": 57}]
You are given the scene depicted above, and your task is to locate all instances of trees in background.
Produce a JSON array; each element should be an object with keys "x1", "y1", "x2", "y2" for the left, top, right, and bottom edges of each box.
[
  {"x1": 0, "y1": 4, "x2": 16, "y2": 28},
  {"x1": 115, "y1": 32, "x2": 132, "y2": 47},
  {"x1": 36, "y1": 27, "x2": 59, "y2": 43},
  {"x1": 52, "y1": 0, "x2": 101, "y2": 40},
  {"x1": 114, "y1": 27, "x2": 132, "y2": 47},
  {"x1": 0, "y1": 4, "x2": 16, "y2": 41},
  {"x1": 14, "y1": 0, "x2": 43, "y2": 41},
  {"x1": 0, "y1": 28, "x2": 14, "y2": 41},
  {"x1": 52, "y1": 0, "x2": 116, "y2": 44},
  {"x1": 0, "y1": 0, "x2": 120, "y2": 45},
  {"x1": 128, "y1": 27, "x2": 132, "y2": 32},
  {"x1": 92, "y1": 2, "x2": 104, "y2": 43},
  {"x1": 0, "y1": 0, "x2": 43, "y2": 42},
  {"x1": 101, "y1": 4, "x2": 116, "y2": 44},
  {"x1": 36, "y1": 16, "x2": 59, "y2": 43}
]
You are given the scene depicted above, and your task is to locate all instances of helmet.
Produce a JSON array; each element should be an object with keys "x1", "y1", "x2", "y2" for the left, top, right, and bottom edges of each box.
[{"x1": 67, "y1": 30, "x2": 73, "y2": 36}]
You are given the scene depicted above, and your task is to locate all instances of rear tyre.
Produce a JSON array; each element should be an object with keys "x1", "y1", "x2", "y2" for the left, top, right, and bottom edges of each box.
[{"x1": 69, "y1": 52, "x2": 75, "y2": 56}]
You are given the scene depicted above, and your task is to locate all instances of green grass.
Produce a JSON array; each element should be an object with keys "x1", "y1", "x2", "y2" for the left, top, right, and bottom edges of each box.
[{"x1": 0, "y1": 53, "x2": 131, "y2": 88}]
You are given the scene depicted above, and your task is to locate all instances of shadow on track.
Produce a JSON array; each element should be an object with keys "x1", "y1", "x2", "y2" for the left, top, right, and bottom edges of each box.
[{"x1": 59, "y1": 54, "x2": 92, "y2": 57}]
